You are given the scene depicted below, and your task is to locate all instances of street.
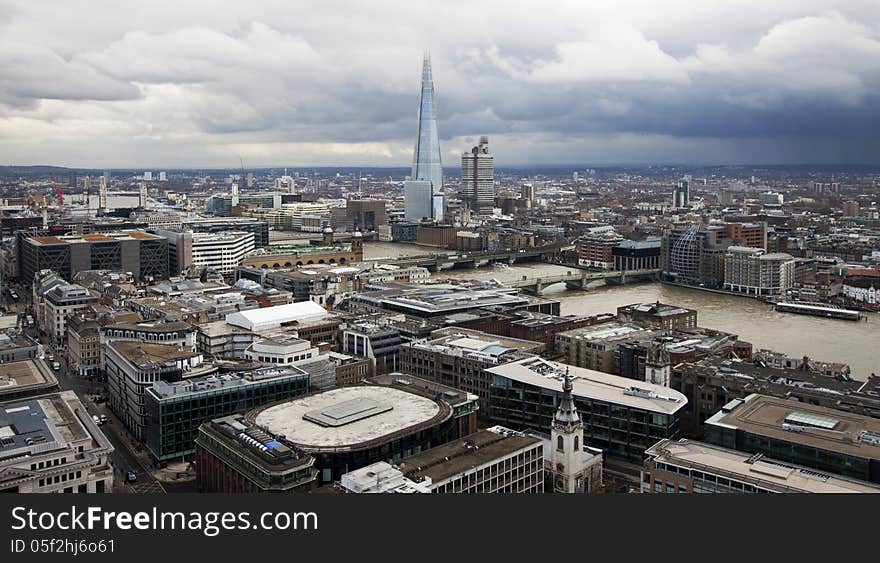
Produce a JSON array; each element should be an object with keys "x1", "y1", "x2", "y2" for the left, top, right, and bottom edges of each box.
[{"x1": 33, "y1": 327, "x2": 166, "y2": 494}]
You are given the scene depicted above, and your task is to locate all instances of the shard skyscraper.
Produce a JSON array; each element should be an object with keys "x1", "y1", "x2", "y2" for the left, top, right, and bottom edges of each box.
[{"x1": 407, "y1": 53, "x2": 444, "y2": 221}]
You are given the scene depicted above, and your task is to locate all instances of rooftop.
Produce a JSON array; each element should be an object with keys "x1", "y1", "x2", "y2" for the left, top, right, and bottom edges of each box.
[
  {"x1": 706, "y1": 394, "x2": 880, "y2": 459},
  {"x1": 486, "y1": 357, "x2": 687, "y2": 415},
  {"x1": 397, "y1": 426, "x2": 542, "y2": 484},
  {"x1": 0, "y1": 360, "x2": 58, "y2": 397},
  {"x1": 226, "y1": 301, "x2": 328, "y2": 331},
  {"x1": 251, "y1": 386, "x2": 450, "y2": 451},
  {"x1": 0, "y1": 391, "x2": 109, "y2": 460},
  {"x1": 109, "y1": 341, "x2": 201, "y2": 367},
  {"x1": 647, "y1": 439, "x2": 880, "y2": 493},
  {"x1": 147, "y1": 366, "x2": 309, "y2": 400},
  {"x1": 27, "y1": 230, "x2": 163, "y2": 246}
]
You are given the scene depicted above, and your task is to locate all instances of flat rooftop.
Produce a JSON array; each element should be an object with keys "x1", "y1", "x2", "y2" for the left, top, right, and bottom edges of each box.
[
  {"x1": 398, "y1": 427, "x2": 541, "y2": 484},
  {"x1": 0, "y1": 391, "x2": 100, "y2": 459},
  {"x1": 0, "y1": 360, "x2": 58, "y2": 397},
  {"x1": 486, "y1": 357, "x2": 687, "y2": 415},
  {"x1": 27, "y1": 231, "x2": 163, "y2": 245},
  {"x1": 252, "y1": 386, "x2": 448, "y2": 451},
  {"x1": 147, "y1": 366, "x2": 308, "y2": 400},
  {"x1": 109, "y1": 341, "x2": 201, "y2": 366},
  {"x1": 647, "y1": 439, "x2": 880, "y2": 493},
  {"x1": 706, "y1": 394, "x2": 880, "y2": 459}
]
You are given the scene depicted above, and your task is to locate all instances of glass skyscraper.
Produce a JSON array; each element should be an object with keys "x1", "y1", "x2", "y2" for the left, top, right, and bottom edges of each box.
[{"x1": 409, "y1": 53, "x2": 444, "y2": 220}]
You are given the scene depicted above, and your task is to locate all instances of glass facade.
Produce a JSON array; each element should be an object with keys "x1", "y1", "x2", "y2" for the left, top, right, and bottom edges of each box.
[
  {"x1": 144, "y1": 374, "x2": 309, "y2": 461},
  {"x1": 490, "y1": 374, "x2": 680, "y2": 463},
  {"x1": 411, "y1": 55, "x2": 443, "y2": 220}
]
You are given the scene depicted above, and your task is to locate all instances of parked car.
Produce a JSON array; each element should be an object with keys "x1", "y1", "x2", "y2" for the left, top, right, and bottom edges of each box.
[
  {"x1": 92, "y1": 415, "x2": 102, "y2": 426},
  {"x1": 99, "y1": 414, "x2": 108, "y2": 424},
  {"x1": 126, "y1": 471, "x2": 138, "y2": 483}
]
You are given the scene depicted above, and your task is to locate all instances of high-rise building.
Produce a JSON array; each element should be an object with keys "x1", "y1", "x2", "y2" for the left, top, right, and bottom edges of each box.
[
  {"x1": 409, "y1": 54, "x2": 444, "y2": 221},
  {"x1": 143, "y1": 171, "x2": 152, "y2": 182},
  {"x1": 673, "y1": 176, "x2": 690, "y2": 208},
  {"x1": 159, "y1": 171, "x2": 167, "y2": 182},
  {"x1": 67, "y1": 170, "x2": 77, "y2": 188},
  {"x1": 843, "y1": 201, "x2": 861, "y2": 217},
  {"x1": 98, "y1": 176, "x2": 108, "y2": 215},
  {"x1": 138, "y1": 182, "x2": 148, "y2": 208},
  {"x1": 461, "y1": 136, "x2": 494, "y2": 213},
  {"x1": 404, "y1": 180, "x2": 433, "y2": 221}
]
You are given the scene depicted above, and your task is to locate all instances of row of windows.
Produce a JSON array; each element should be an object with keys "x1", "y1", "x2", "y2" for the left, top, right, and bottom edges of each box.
[{"x1": 38, "y1": 470, "x2": 82, "y2": 488}]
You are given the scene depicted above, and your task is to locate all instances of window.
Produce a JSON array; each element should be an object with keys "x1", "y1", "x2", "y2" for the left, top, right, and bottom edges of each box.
[
  {"x1": 573, "y1": 436, "x2": 579, "y2": 451},
  {"x1": 557, "y1": 436, "x2": 564, "y2": 452}
]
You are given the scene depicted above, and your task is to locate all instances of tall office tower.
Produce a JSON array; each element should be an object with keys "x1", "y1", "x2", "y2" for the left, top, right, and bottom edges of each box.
[
  {"x1": 231, "y1": 183, "x2": 239, "y2": 207},
  {"x1": 461, "y1": 136, "x2": 494, "y2": 213},
  {"x1": 573, "y1": 171, "x2": 578, "y2": 182},
  {"x1": 673, "y1": 175, "x2": 690, "y2": 208},
  {"x1": 67, "y1": 170, "x2": 77, "y2": 187},
  {"x1": 521, "y1": 183, "x2": 535, "y2": 202},
  {"x1": 103, "y1": 170, "x2": 111, "y2": 185},
  {"x1": 404, "y1": 180, "x2": 433, "y2": 221},
  {"x1": 139, "y1": 182, "x2": 148, "y2": 209},
  {"x1": 246, "y1": 172, "x2": 254, "y2": 188},
  {"x1": 159, "y1": 171, "x2": 167, "y2": 182},
  {"x1": 143, "y1": 171, "x2": 153, "y2": 182},
  {"x1": 409, "y1": 53, "x2": 444, "y2": 221},
  {"x1": 98, "y1": 176, "x2": 108, "y2": 215},
  {"x1": 83, "y1": 176, "x2": 91, "y2": 210}
]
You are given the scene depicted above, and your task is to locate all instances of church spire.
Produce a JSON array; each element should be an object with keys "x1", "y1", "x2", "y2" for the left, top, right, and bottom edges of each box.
[{"x1": 554, "y1": 366, "x2": 581, "y2": 429}]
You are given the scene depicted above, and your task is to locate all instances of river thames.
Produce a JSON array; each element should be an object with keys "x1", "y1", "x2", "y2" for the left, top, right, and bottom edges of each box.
[{"x1": 364, "y1": 242, "x2": 879, "y2": 380}]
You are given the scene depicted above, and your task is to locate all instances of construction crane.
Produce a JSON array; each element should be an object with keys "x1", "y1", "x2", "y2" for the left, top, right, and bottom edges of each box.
[{"x1": 49, "y1": 172, "x2": 64, "y2": 209}]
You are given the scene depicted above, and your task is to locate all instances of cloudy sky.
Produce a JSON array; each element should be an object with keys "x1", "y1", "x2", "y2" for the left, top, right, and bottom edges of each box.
[{"x1": 2, "y1": 0, "x2": 880, "y2": 168}]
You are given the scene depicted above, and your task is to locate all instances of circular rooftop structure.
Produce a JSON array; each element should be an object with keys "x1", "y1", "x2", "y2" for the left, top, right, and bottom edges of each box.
[{"x1": 251, "y1": 386, "x2": 449, "y2": 452}]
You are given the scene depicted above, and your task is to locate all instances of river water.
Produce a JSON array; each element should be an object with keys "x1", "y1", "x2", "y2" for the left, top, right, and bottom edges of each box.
[{"x1": 364, "y1": 242, "x2": 880, "y2": 380}]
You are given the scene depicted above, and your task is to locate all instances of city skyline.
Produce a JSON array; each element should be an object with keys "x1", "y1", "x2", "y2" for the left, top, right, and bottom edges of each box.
[{"x1": 2, "y1": 2, "x2": 880, "y2": 168}]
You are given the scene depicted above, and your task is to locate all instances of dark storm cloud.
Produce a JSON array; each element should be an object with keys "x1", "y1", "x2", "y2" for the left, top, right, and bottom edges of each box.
[{"x1": 1, "y1": 1, "x2": 879, "y2": 166}]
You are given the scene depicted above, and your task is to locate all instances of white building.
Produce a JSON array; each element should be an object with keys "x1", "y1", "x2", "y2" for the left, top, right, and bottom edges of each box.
[
  {"x1": 160, "y1": 230, "x2": 255, "y2": 278},
  {"x1": 724, "y1": 246, "x2": 796, "y2": 296},
  {"x1": 41, "y1": 283, "x2": 97, "y2": 350},
  {"x1": 226, "y1": 301, "x2": 328, "y2": 332},
  {"x1": 0, "y1": 391, "x2": 114, "y2": 493},
  {"x1": 245, "y1": 334, "x2": 321, "y2": 365}
]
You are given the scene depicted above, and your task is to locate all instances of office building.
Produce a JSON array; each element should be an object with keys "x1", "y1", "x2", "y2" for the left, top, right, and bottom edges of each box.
[
  {"x1": 396, "y1": 426, "x2": 544, "y2": 493},
  {"x1": 161, "y1": 230, "x2": 255, "y2": 279},
  {"x1": 0, "y1": 391, "x2": 114, "y2": 493},
  {"x1": 409, "y1": 54, "x2": 444, "y2": 221},
  {"x1": 612, "y1": 239, "x2": 661, "y2": 271},
  {"x1": 400, "y1": 329, "x2": 540, "y2": 409},
  {"x1": 461, "y1": 136, "x2": 494, "y2": 213},
  {"x1": 843, "y1": 201, "x2": 861, "y2": 217},
  {"x1": 485, "y1": 357, "x2": 687, "y2": 462},
  {"x1": 106, "y1": 341, "x2": 217, "y2": 440},
  {"x1": 144, "y1": 366, "x2": 310, "y2": 462},
  {"x1": 404, "y1": 180, "x2": 434, "y2": 222},
  {"x1": 181, "y1": 217, "x2": 270, "y2": 248},
  {"x1": 195, "y1": 414, "x2": 319, "y2": 493},
  {"x1": 616, "y1": 302, "x2": 698, "y2": 332},
  {"x1": 18, "y1": 231, "x2": 169, "y2": 284},
  {"x1": 0, "y1": 360, "x2": 59, "y2": 402},
  {"x1": 67, "y1": 315, "x2": 101, "y2": 378},
  {"x1": 705, "y1": 394, "x2": 880, "y2": 484},
  {"x1": 723, "y1": 247, "x2": 795, "y2": 296},
  {"x1": 248, "y1": 384, "x2": 464, "y2": 483},
  {"x1": 245, "y1": 334, "x2": 321, "y2": 365},
  {"x1": 643, "y1": 438, "x2": 880, "y2": 493},
  {"x1": 41, "y1": 283, "x2": 97, "y2": 350},
  {"x1": 342, "y1": 321, "x2": 402, "y2": 374},
  {"x1": 673, "y1": 176, "x2": 690, "y2": 208},
  {"x1": 555, "y1": 323, "x2": 651, "y2": 373},
  {"x1": 577, "y1": 232, "x2": 624, "y2": 269}
]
